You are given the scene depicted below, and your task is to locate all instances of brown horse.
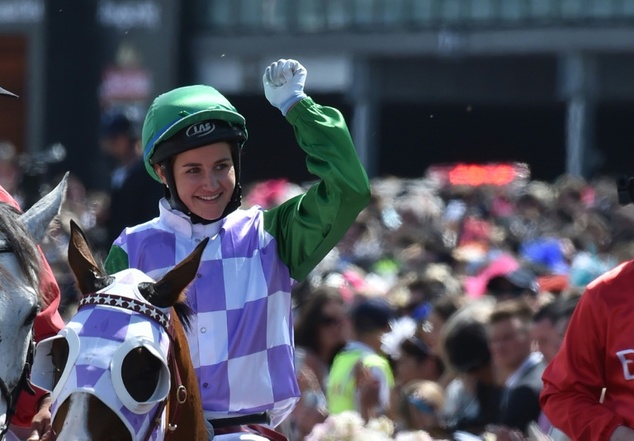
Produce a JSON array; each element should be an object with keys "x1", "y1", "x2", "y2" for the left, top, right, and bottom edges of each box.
[{"x1": 32, "y1": 220, "x2": 208, "y2": 441}]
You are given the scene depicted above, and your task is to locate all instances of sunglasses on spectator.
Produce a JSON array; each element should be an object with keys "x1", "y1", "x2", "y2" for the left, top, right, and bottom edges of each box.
[
  {"x1": 401, "y1": 337, "x2": 431, "y2": 359},
  {"x1": 319, "y1": 315, "x2": 343, "y2": 326},
  {"x1": 407, "y1": 395, "x2": 436, "y2": 415}
]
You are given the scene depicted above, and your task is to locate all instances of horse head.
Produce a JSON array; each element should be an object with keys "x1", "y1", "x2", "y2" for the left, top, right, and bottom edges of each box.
[
  {"x1": 32, "y1": 221, "x2": 208, "y2": 441},
  {"x1": 0, "y1": 173, "x2": 67, "y2": 439}
]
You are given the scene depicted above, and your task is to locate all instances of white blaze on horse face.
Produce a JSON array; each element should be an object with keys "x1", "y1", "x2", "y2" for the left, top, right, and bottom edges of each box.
[
  {"x1": 0, "y1": 253, "x2": 38, "y2": 426},
  {"x1": 55, "y1": 392, "x2": 92, "y2": 441}
]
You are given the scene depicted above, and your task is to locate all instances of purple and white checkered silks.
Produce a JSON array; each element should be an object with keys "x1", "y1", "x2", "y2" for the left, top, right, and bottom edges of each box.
[
  {"x1": 116, "y1": 204, "x2": 301, "y2": 427},
  {"x1": 32, "y1": 269, "x2": 173, "y2": 441}
]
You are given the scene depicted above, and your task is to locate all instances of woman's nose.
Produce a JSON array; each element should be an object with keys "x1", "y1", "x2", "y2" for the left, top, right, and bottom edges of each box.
[{"x1": 204, "y1": 171, "x2": 219, "y2": 188}]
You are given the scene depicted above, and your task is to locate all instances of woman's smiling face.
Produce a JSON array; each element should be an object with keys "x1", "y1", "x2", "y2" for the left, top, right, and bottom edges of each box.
[{"x1": 156, "y1": 142, "x2": 236, "y2": 221}]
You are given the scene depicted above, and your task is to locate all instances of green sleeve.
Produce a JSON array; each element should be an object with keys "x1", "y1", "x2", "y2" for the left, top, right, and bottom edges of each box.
[
  {"x1": 104, "y1": 244, "x2": 129, "y2": 275},
  {"x1": 263, "y1": 97, "x2": 371, "y2": 282}
]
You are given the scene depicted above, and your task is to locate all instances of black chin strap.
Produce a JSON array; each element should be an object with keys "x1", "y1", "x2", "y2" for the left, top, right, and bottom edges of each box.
[{"x1": 0, "y1": 337, "x2": 36, "y2": 440}]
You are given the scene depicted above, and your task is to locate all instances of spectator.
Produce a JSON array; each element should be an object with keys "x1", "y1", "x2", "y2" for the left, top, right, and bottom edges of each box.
[
  {"x1": 486, "y1": 298, "x2": 545, "y2": 437},
  {"x1": 530, "y1": 298, "x2": 564, "y2": 365},
  {"x1": 396, "y1": 380, "x2": 448, "y2": 437},
  {"x1": 422, "y1": 294, "x2": 464, "y2": 389},
  {"x1": 393, "y1": 335, "x2": 441, "y2": 387},
  {"x1": 422, "y1": 295, "x2": 463, "y2": 359},
  {"x1": 530, "y1": 295, "x2": 580, "y2": 440},
  {"x1": 439, "y1": 298, "x2": 502, "y2": 436},
  {"x1": 289, "y1": 285, "x2": 350, "y2": 439},
  {"x1": 97, "y1": 109, "x2": 163, "y2": 251},
  {"x1": 485, "y1": 266, "x2": 540, "y2": 305},
  {"x1": 286, "y1": 360, "x2": 329, "y2": 441},
  {"x1": 326, "y1": 297, "x2": 395, "y2": 421},
  {"x1": 295, "y1": 285, "x2": 351, "y2": 389}
]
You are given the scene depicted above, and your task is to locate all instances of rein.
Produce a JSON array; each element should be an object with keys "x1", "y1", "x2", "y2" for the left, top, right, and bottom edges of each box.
[{"x1": 78, "y1": 293, "x2": 188, "y2": 441}]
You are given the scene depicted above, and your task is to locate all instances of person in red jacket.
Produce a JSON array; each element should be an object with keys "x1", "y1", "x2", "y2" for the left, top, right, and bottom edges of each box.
[
  {"x1": 0, "y1": 85, "x2": 64, "y2": 440},
  {"x1": 540, "y1": 261, "x2": 634, "y2": 441}
]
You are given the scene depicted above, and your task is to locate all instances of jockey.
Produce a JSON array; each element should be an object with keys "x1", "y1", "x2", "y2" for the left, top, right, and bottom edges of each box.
[
  {"x1": 104, "y1": 59, "x2": 371, "y2": 440},
  {"x1": 0, "y1": 85, "x2": 65, "y2": 440}
]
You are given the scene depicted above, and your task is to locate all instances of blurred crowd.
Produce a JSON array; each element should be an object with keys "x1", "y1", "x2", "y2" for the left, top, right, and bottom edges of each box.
[
  {"x1": 274, "y1": 171, "x2": 632, "y2": 440},
  {"x1": 5, "y1": 149, "x2": 634, "y2": 440}
]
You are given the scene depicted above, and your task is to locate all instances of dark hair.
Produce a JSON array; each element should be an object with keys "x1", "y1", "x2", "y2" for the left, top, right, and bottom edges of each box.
[
  {"x1": 400, "y1": 336, "x2": 431, "y2": 362},
  {"x1": 444, "y1": 319, "x2": 491, "y2": 373},
  {"x1": 100, "y1": 110, "x2": 137, "y2": 140},
  {"x1": 294, "y1": 286, "x2": 345, "y2": 363},
  {"x1": 555, "y1": 294, "x2": 581, "y2": 322},
  {"x1": 531, "y1": 298, "x2": 561, "y2": 324},
  {"x1": 350, "y1": 297, "x2": 395, "y2": 334},
  {"x1": 489, "y1": 298, "x2": 533, "y2": 326},
  {"x1": 430, "y1": 295, "x2": 462, "y2": 322},
  {"x1": 441, "y1": 300, "x2": 494, "y2": 374}
]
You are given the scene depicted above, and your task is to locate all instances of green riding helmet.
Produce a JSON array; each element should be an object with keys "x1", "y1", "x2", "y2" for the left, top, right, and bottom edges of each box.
[
  {"x1": 142, "y1": 85, "x2": 248, "y2": 223},
  {"x1": 142, "y1": 84, "x2": 248, "y2": 183}
]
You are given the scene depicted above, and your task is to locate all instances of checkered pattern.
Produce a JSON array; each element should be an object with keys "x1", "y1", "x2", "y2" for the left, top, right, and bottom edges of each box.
[
  {"x1": 51, "y1": 269, "x2": 171, "y2": 441},
  {"x1": 114, "y1": 204, "x2": 300, "y2": 427}
]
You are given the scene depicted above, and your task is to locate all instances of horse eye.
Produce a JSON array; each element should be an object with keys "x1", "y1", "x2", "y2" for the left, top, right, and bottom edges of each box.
[
  {"x1": 121, "y1": 347, "x2": 162, "y2": 402},
  {"x1": 24, "y1": 306, "x2": 39, "y2": 327}
]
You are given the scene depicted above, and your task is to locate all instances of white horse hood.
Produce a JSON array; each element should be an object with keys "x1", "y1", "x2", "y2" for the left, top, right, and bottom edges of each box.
[{"x1": 33, "y1": 269, "x2": 172, "y2": 441}]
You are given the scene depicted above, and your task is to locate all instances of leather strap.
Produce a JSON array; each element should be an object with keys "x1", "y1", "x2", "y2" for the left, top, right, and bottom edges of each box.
[
  {"x1": 210, "y1": 412, "x2": 269, "y2": 428},
  {"x1": 142, "y1": 315, "x2": 186, "y2": 441}
]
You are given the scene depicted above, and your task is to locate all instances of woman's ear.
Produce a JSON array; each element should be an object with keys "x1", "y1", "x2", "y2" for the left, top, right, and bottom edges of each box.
[{"x1": 154, "y1": 164, "x2": 167, "y2": 185}]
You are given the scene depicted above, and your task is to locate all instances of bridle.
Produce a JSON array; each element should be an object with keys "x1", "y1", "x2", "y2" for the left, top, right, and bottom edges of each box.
[
  {"x1": 76, "y1": 293, "x2": 188, "y2": 441},
  {"x1": 0, "y1": 337, "x2": 35, "y2": 440},
  {"x1": 0, "y1": 238, "x2": 36, "y2": 440}
]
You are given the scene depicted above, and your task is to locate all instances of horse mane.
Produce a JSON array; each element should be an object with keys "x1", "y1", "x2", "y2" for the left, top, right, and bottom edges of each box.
[
  {"x1": 0, "y1": 203, "x2": 42, "y2": 293},
  {"x1": 172, "y1": 302, "x2": 194, "y2": 332}
]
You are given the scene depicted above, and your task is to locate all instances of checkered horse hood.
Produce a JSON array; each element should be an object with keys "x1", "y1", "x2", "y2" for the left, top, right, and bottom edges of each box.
[{"x1": 32, "y1": 269, "x2": 173, "y2": 441}]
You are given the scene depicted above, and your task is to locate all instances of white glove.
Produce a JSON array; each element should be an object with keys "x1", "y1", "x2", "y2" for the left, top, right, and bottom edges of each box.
[{"x1": 262, "y1": 59, "x2": 307, "y2": 116}]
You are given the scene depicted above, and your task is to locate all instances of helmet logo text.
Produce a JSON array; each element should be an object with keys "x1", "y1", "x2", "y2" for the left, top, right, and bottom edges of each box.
[{"x1": 186, "y1": 121, "x2": 215, "y2": 138}]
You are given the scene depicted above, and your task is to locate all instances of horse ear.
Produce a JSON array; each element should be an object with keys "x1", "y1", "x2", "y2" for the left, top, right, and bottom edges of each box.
[
  {"x1": 145, "y1": 238, "x2": 209, "y2": 308},
  {"x1": 68, "y1": 219, "x2": 110, "y2": 295},
  {"x1": 19, "y1": 172, "x2": 68, "y2": 244}
]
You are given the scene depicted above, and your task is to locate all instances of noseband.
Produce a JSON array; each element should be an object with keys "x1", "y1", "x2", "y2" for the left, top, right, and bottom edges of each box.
[{"x1": 77, "y1": 293, "x2": 187, "y2": 441}]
